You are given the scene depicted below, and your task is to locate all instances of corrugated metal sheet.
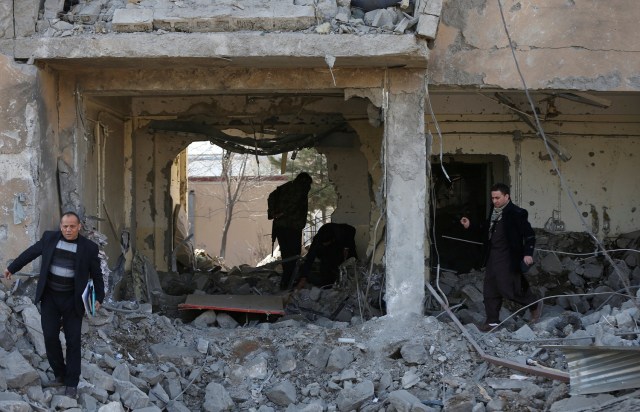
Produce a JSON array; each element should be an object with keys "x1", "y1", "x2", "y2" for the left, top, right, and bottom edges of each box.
[{"x1": 549, "y1": 345, "x2": 640, "y2": 395}]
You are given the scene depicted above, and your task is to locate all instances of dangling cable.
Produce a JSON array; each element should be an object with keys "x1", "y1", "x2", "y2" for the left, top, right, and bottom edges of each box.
[{"x1": 496, "y1": 0, "x2": 634, "y2": 301}]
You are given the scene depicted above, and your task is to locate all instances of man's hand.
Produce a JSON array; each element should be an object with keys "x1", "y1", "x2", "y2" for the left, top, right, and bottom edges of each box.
[
  {"x1": 460, "y1": 217, "x2": 470, "y2": 229},
  {"x1": 523, "y1": 255, "x2": 533, "y2": 265},
  {"x1": 95, "y1": 301, "x2": 101, "y2": 311},
  {"x1": 3, "y1": 269, "x2": 12, "y2": 281}
]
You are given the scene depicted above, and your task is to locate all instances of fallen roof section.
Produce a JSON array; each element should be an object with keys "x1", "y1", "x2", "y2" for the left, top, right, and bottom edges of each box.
[{"x1": 179, "y1": 293, "x2": 285, "y2": 316}]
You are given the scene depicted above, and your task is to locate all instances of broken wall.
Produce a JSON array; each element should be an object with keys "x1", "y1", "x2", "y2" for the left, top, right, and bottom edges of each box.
[
  {"x1": 428, "y1": 90, "x2": 640, "y2": 237},
  {"x1": 0, "y1": 55, "x2": 41, "y2": 271},
  {"x1": 429, "y1": 0, "x2": 640, "y2": 91},
  {"x1": 435, "y1": 133, "x2": 640, "y2": 234}
]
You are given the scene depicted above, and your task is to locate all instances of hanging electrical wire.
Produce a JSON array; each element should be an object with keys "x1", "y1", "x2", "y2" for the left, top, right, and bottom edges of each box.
[{"x1": 495, "y1": 0, "x2": 635, "y2": 303}]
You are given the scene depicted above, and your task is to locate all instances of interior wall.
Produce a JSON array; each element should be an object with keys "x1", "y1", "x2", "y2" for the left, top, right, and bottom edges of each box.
[
  {"x1": 436, "y1": 134, "x2": 640, "y2": 237},
  {"x1": 348, "y1": 119, "x2": 385, "y2": 263},
  {"x1": 82, "y1": 103, "x2": 127, "y2": 267},
  {"x1": 316, "y1": 133, "x2": 371, "y2": 259},
  {"x1": 133, "y1": 128, "x2": 193, "y2": 271},
  {"x1": 189, "y1": 179, "x2": 279, "y2": 267}
]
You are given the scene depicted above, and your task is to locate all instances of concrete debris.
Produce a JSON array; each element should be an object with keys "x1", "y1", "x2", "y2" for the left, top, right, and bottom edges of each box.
[
  {"x1": 0, "y1": 232, "x2": 639, "y2": 409},
  {"x1": 23, "y1": 0, "x2": 433, "y2": 39}
]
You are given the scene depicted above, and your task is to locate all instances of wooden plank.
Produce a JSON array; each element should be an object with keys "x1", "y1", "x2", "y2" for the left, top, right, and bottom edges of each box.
[{"x1": 178, "y1": 294, "x2": 285, "y2": 315}]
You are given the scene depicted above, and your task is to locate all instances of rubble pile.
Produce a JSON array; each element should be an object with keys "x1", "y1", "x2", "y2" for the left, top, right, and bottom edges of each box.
[
  {"x1": 36, "y1": 0, "x2": 432, "y2": 39},
  {"x1": 1, "y1": 232, "x2": 640, "y2": 411}
]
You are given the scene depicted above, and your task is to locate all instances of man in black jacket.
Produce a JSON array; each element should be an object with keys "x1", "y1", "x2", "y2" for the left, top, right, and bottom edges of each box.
[
  {"x1": 268, "y1": 172, "x2": 312, "y2": 290},
  {"x1": 3, "y1": 211, "x2": 105, "y2": 397},
  {"x1": 460, "y1": 183, "x2": 542, "y2": 332}
]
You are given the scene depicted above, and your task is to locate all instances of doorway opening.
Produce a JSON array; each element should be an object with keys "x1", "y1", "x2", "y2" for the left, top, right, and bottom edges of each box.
[{"x1": 429, "y1": 155, "x2": 509, "y2": 274}]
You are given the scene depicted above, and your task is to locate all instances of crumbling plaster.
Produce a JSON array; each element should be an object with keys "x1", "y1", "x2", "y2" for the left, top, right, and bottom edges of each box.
[
  {"x1": 0, "y1": 55, "x2": 45, "y2": 271},
  {"x1": 429, "y1": 0, "x2": 640, "y2": 91},
  {"x1": 133, "y1": 128, "x2": 195, "y2": 270},
  {"x1": 436, "y1": 134, "x2": 640, "y2": 235},
  {"x1": 316, "y1": 133, "x2": 371, "y2": 259}
]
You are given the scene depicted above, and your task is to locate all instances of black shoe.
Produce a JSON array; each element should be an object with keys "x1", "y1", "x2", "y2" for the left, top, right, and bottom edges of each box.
[
  {"x1": 478, "y1": 322, "x2": 500, "y2": 332},
  {"x1": 64, "y1": 386, "x2": 77, "y2": 398}
]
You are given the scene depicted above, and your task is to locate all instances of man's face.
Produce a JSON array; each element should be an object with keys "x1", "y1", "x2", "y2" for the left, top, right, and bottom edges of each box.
[
  {"x1": 60, "y1": 215, "x2": 81, "y2": 241},
  {"x1": 491, "y1": 190, "x2": 510, "y2": 208}
]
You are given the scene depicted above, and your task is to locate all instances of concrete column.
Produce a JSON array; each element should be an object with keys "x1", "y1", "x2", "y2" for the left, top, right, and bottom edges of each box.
[{"x1": 384, "y1": 70, "x2": 426, "y2": 316}]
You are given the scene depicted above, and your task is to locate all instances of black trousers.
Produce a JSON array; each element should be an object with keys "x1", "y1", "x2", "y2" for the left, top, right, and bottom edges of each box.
[
  {"x1": 276, "y1": 227, "x2": 302, "y2": 290},
  {"x1": 483, "y1": 269, "x2": 537, "y2": 324},
  {"x1": 40, "y1": 288, "x2": 83, "y2": 387}
]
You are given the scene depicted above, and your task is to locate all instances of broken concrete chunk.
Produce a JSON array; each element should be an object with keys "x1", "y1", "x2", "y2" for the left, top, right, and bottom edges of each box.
[
  {"x1": 401, "y1": 370, "x2": 420, "y2": 389},
  {"x1": 266, "y1": 380, "x2": 297, "y2": 407},
  {"x1": 112, "y1": 363, "x2": 131, "y2": 382},
  {"x1": 513, "y1": 324, "x2": 536, "y2": 341},
  {"x1": 363, "y1": 9, "x2": 397, "y2": 29},
  {"x1": 203, "y1": 382, "x2": 234, "y2": 411},
  {"x1": 197, "y1": 338, "x2": 209, "y2": 354},
  {"x1": 400, "y1": 343, "x2": 428, "y2": 365},
  {"x1": 335, "y1": 7, "x2": 351, "y2": 22},
  {"x1": 77, "y1": 0, "x2": 105, "y2": 25},
  {"x1": 112, "y1": 8, "x2": 154, "y2": 33},
  {"x1": 98, "y1": 402, "x2": 126, "y2": 412},
  {"x1": 567, "y1": 271, "x2": 585, "y2": 287},
  {"x1": 579, "y1": 262, "x2": 603, "y2": 279},
  {"x1": 21, "y1": 304, "x2": 46, "y2": 357},
  {"x1": 277, "y1": 348, "x2": 297, "y2": 373},
  {"x1": 326, "y1": 347, "x2": 354, "y2": 372},
  {"x1": 415, "y1": 13, "x2": 439, "y2": 39},
  {"x1": 388, "y1": 389, "x2": 429, "y2": 412},
  {"x1": 13, "y1": 0, "x2": 39, "y2": 38},
  {"x1": 51, "y1": 394, "x2": 79, "y2": 409},
  {"x1": 193, "y1": 310, "x2": 217, "y2": 328},
  {"x1": 114, "y1": 379, "x2": 150, "y2": 409},
  {"x1": 335, "y1": 380, "x2": 374, "y2": 412},
  {"x1": 316, "y1": 0, "x2": 339, "y2": 20},
  {"x1": 461, "y1": 284, "x2": 484, "y2": 303},
  {"x1": 415, "y1": 0, "x2": 443, "y2": 16},
  {"x1": 305, "y1": 345, "x2": 332, "y2": 369},
  {"x1": 540, "y1": 253, "x2": 563, "y2": 275},
  {"x1": 0, "y1": 349, "x2": 39, "y2": 389},
  {"x1": 149, "y1": 343, "x2": 201, "y2": 363},
  {"x1": 216, "y1": 312, "x2": 239, "y2": 329}
]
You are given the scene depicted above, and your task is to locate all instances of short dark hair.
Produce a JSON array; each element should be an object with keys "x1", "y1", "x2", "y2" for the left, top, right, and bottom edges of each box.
[
  {"x1": 490, "y1": 183, "x2": 510, "y2": 196},
  {"x1": 60, "y1": 211, "x2": 81, "y2": 223},
  {"x1": 295, "y1": 172, "x2": 312, "y2": 185}
]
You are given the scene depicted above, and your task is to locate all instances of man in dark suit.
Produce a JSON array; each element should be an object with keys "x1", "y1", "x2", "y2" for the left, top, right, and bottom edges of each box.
[
  {"x1": 3, "y1": 211, "x2": 105, "y2": 397},
  {"x1": 460, "y1": 183, "x2": 542, "y2": 332}
]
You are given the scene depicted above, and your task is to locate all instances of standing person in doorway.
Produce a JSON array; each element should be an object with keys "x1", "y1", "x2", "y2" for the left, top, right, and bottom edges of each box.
[
  {"x1": 3, "y1": 211, "x2": 105, "y2": 397},
  {"x1": 268, "y1": 172, "x2": 313, "y2": 290},
  {"x1": 460, "y1": 183, "x2": 542, "y2": 332}
]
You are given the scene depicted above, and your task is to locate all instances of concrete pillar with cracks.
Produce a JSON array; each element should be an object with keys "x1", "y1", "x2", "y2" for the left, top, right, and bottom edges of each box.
[{"x1": 384, "y1": 70, "x2": 426, "y2": 316}]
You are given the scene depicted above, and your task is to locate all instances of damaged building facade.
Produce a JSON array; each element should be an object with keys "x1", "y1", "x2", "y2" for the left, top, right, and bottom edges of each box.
[{"x1": 1, "y1": 0, "x2": 639, "y2": 318}]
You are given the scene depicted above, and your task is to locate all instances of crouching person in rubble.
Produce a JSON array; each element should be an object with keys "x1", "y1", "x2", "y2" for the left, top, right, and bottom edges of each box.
[
  {"x1": 460, "y1": 183, "x2": 542, "y2": 332},
  {"x1": 295, "y1": 223, "x2": 357, "y2": 289},
  {"x1": 3, "y1": 211, "x2": 105, "y2": 398}
]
